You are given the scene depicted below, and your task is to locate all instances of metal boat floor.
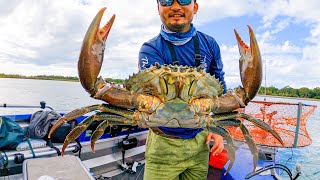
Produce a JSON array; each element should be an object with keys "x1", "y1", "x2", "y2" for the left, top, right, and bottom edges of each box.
[
  {"x1": 96, "y1": 164, "x2": 222, "y2": 180},
  {"x1": 96, "y1": 165, "x2": 145, "y2": 180}
]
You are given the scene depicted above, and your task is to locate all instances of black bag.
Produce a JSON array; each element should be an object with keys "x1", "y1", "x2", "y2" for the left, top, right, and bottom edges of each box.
[{"x1": 48, "y1": 122, "x2": 73, "y2": 143}]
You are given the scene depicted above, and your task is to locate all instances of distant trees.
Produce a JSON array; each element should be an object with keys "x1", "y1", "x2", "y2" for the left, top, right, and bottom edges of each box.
[
  {"x1": 258, "y1": 86, "x2": 320, "y2": 99},
  {"x1": 105, "y1": 78, "x2": 124, "y2": 84},
  {"x1": 0, "y1": 73, "x2": 79, "y2": 82},
  {"x1": 0, "y1": 73, "x2": 124, "y2": 84}
]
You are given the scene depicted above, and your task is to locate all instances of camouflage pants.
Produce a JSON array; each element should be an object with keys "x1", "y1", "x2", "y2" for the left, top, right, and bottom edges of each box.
[{"x1": 144, "y1": 129, "x2": 210, "y2": 180}]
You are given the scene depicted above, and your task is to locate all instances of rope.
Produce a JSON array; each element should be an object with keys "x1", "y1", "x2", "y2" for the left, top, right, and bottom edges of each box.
[{"x1": 25, "y1": 137, "x2": 36, "y2": 158}]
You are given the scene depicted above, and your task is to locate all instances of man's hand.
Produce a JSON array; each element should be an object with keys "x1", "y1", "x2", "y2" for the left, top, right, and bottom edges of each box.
[{"x1": 206, "y1": 132, "x2": 224, "y2": 156}]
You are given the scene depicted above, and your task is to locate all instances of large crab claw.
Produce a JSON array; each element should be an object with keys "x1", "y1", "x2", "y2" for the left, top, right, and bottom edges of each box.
[
  {"x1": 234, "y1": 26, "x2": 262, "y2": 105},
  {"x1": 78, "y1": 7, "x2": 115, "y2": 96}
]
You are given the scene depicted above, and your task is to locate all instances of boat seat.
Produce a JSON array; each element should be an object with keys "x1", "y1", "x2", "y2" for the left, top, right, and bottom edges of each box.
[{"x1": 23, "y1": 155, "x2": 94, "y2": 180}]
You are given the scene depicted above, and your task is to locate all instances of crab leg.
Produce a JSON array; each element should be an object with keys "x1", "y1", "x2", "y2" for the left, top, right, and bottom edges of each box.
[
  {"x1": 239, "y1": 122, "x2": 258, "y2": 174},
  {"x1": 90, "y1": 112, "x2": 136, "y2": 152},
  {"x1": 238, "y1": 113, "x2": 283, "y2": 145},
  {"x1": 208, "y1": 126, "x2": 236, "y2": 175},
  {"x1": 214, "y1": 119, "x2": 258, "y2": 174},
  {"x1": 48, "y1": 104, "x2": 101, "y2": 138},
  {"x1": 61, "y1": 115, "x2": 97, "y2": 156},
  {"x1": 48, "y1": 103, "x2": 131, "y2": 140},
  {"x1": 60, "y1": 113, "x2": 134, "y2": 155},
  {"x1": 90, "y1": 119, "x2": 110, "y2": 152},
  {"x1": 49, "y1": 102, "x2": 135, "y2": 138},
  {"x1": 212, "y1": 112, "x2": 284, "y2": 146},
  {"x1": 234, "y1": 25, "x2": 262, "y2": 105},
  {"x1": 53, "y1": 104, "x2": 136, "y2": 155}
]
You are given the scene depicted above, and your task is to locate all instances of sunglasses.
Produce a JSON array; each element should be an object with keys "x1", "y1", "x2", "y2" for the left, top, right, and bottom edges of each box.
[{"x1": 158, "y1": 0, "x2": 195, "y2": 6}]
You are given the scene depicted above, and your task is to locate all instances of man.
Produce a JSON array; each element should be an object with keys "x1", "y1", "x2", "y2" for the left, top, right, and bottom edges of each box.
[{"x1": 139, "y1": 0, "x2": 226, "y2": 179}]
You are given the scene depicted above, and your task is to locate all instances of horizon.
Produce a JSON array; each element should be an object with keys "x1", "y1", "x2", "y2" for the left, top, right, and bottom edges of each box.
[{"x1": 1, "y1": 73, "x2": 319, "y2": 90}]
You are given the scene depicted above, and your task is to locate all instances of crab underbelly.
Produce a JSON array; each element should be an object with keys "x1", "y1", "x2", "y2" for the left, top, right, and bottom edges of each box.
[{"x1": 146, "y1": 99, "x2": 204, "y2": 128}]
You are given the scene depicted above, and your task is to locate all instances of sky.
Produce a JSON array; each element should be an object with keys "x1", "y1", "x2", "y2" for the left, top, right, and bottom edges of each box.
[{"x1": 0, "y1": 0, "x2": 319, "y2": 89}]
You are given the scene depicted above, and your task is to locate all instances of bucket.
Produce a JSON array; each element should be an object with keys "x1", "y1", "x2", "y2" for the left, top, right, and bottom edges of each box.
[{"x1": 209, "y1": 148, "x2": 229, "y2": 169}]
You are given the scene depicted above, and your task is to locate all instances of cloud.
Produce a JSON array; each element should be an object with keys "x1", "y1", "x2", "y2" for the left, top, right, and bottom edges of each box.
[
  {"x1": 0, "y1": 0, "x2": 319, "y2": 89},
  {"x1": 196, "y1": 1, "x2": 254, "y2": 23},
  {"x1": 0, "y1": 0, "x2": 160, "y2": 76}
]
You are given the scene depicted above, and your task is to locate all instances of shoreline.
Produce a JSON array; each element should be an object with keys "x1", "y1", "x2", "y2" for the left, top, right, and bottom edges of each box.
[{"x1": 257, "y1": 94, "x2": 320, "y2": 102}]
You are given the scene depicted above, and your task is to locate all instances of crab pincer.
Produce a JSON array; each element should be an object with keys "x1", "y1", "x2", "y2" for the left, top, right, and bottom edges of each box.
[
  {"x1": 78, "y1": 7, "x2": 115, "y2": 96},
  {"x1": 234, "y1": 25, "x2": 262, "y2": 105}
]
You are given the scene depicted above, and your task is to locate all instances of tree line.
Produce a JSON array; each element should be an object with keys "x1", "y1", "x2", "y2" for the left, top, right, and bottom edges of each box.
[
  {"x1": 0, "y1": 73, "x2": 124, "y2": 84},
  {"x1": 1, "y1": 73, "x2": 319, "y2": 100},
  {"x1": 0, "y1": 73, "x2": 79, "y2": 82},
  {"x1": 258, "y1": 86, "x2": 320, "y2": 99}
]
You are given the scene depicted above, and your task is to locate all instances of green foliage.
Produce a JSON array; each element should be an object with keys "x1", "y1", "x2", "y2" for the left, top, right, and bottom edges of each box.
[
  {"x1": 105, "y1": 78, "x2": 124, "y2": 84},
  {"x1": 0, "y1": 73, "x2": 124, "y2": 84},
  {"x1": 259, "y1": 86, "x2": 320, "y2": 99},
  {"x1": 0, "y1": 73, "x2": 79, "y2": 82}
]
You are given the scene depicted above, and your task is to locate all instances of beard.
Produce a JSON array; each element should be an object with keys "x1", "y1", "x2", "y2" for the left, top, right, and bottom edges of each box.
[{"x1": 166, "y1": 22, "x2": 188, "y2": 32}]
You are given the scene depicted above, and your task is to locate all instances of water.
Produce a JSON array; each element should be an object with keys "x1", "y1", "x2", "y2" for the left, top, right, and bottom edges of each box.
[
  {"x1": 0, "y1": 78, "x2": 319, "y2": 179},
  {"x1": 253, "y1": 96, "x2": 320, "y2": 179},
  {"x1": 282, "y1": 103, "x2": 320, "y2": 180},
  {"x1": 0, "y1": 78, "x2": 101, "y2": 114}
]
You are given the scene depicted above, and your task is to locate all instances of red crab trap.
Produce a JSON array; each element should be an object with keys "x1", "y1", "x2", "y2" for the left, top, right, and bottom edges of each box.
[{"x1": 226, "y1": 100, "x2": 317, "y2": 147}]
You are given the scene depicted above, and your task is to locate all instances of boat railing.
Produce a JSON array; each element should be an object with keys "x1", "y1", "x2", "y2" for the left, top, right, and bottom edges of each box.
[{"x1": 1, "y1": 101, "x2": 53, "y2": 110}]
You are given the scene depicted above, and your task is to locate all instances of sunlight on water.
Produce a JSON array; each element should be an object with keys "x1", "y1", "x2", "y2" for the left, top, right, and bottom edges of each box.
[{"x1": 1, "y1": 78, "x2": 319, "y2": 179}]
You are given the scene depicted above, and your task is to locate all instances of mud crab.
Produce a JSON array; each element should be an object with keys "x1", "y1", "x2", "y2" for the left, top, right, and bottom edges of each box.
[{"x1": 49, "y1": 7, "x2": 284, "y2": 174}]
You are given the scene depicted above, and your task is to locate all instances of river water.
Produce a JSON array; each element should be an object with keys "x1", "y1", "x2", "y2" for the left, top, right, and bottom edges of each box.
[
  {"x1": 0, "y1": 78, "x2": 100, "y2": 114},
  {"x1": 0, "y1": 78, "x2": 319, "y2": 179}
]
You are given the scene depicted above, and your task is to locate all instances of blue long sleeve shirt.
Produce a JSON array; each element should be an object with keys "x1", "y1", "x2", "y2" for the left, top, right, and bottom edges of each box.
[{"x1": 138, "y1": 31, "x2": 227, "y2": 139}]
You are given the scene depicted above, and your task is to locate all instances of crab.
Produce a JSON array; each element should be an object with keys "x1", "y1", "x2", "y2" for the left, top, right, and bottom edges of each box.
[{"x1": 48, "y1": 7, "x2": 284, "y2": 175}]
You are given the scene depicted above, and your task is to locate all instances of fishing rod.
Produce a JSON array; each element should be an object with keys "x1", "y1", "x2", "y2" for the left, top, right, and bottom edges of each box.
[{"x1": 0, "y1": 101, "x2": 53, "y2": 110}]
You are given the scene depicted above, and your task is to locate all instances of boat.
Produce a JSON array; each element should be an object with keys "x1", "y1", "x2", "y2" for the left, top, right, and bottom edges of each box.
[
  {"x1": 0, "y1": 102, "x2": 148, "y2": 180},
  {"x1": 0, "y1": 100, "x2": 317, "y2": 180}
]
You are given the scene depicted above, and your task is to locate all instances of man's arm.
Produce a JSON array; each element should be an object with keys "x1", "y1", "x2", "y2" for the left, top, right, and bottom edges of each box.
[
  {"x1": 139, "y1": 43, "x2": 165, "y2": 70},
  {"x1": 209, "y1": 40, "x2": 227, "y2": 93},
  {"x1": 207, "y1": 39, "x2": 226, "y2": 154}
]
